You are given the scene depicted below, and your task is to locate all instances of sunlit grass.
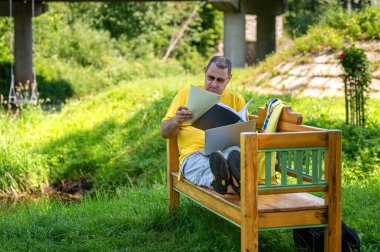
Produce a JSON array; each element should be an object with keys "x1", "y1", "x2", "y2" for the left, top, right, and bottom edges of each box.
[
  {"x1": 1, "y1": 69, "x2": 379, "y2": 192},
  {"x1": 0, "y1": 182, "x2": 378, "y2": 251}
]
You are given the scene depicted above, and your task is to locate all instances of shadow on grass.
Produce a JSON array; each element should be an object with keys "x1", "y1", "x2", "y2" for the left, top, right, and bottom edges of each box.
[
  {"x1": 0, "y1": 61, "x2": 74, "y2": 106},
  {"x1": 37, "y1": 92, "x2": 175, "y2": 188}
]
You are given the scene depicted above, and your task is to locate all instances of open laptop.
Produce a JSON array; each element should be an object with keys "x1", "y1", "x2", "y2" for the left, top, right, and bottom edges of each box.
[{"x1": 199, "y1": 120, "x2": 256, "y2": 156}]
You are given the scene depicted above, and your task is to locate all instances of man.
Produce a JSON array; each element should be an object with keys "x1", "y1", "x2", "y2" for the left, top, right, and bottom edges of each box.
[{"x1": 160, "y1": 56, "x2": 245, "y2": 196}]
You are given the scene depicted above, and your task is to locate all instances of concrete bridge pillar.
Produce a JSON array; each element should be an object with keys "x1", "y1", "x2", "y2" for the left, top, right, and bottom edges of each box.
[
  {"x1": 243, "y1": 0, "x2": 287, "y2": 63},
  {"x1": 224, "y1": 12, "x2": 246, "y2": 68},
  {"x1": 212, "y1": 0, "x2": 287, "y2": 65},
  {"x1": 14, "y1": 10, "x2": 33, "y2": 86},
  {"x1": 256, "y1": 15, "x2": 276, "y2": 62}
]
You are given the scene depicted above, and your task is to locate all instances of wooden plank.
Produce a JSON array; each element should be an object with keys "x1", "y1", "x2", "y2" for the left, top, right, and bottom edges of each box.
[
  {"x1": 279, "y1": 152, "x2": 288, "y2": 185},
  {"x1": 249, "y1": 109, "x2": 323, "y2": 133},
  {"x1": 172, "y1": 175, "x2": 241, "y2": 224},
  {"x1": 305, "y1": 150, "x2": 310, "y2": 174},
  {"x1": 312, "y1": 150, "x2": 319, "y2": 183},
  {"x1": 276, "y1": 166, "x2": 314, "y2": 183},
  {"x1": 257, "y1": 106, "x2": 303, "y2": 125},
  {"x1": 250, "y1": 106, "x2": 303, "y2": 130},
  {"x1": 259, "y1": 209, "x2": 327, "y2": 229},
  {"x1": 324, "y1": 131, "x2": 342, "y2": 251},
  {"x1": 241, "y1": 133, "x2": 259, "y2": 252},
  {"x1": 257, "y1": 131, "x2": 328, "y2": 149},
  {"x1": 258, "y1": 185, "x2": 327, "y2": 195},
  {"x1": 248, "y1": 115, "x2": 262, "y2": 129},
  {"x1": 172, "y1": 172, "x2": 326, "y2": 213},
  {"x1": 265, "y1": 152, "x2": 272, "y2": 186},
  {"x1": 172, "y1": 172, "x2": 241, "y2": 205},
  {"x1": 167, "y1": 137, "x2": 180, "y2": 211},
  {"x1": 295, "y1": 150, "x2": 304, "y2": 184},
  {"x1": 277, "y1": 122, "x2": 326, "y2": 132},
  {"x1": 257, "y1": 193, "x2": 324, "y2": 213}
]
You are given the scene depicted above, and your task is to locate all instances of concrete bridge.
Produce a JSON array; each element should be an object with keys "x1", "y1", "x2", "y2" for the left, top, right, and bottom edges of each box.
[{"x1": 0, "y1": 0, "x2": 287, "y2": 86}]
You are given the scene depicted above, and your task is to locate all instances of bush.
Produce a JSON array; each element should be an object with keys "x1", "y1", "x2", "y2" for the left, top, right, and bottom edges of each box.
[
  {"x1": 337, "y1": 46, "x2": 371, "y2": 127},
  {"x1": 0, "y1": 2, "x2": 221, "y2": 103},
  {"x1": 322, "y1": 6, "x2": 380, "y2": 40},
  {"x1": 284, "y1": 0, "x2": 337, "y2": 37}
]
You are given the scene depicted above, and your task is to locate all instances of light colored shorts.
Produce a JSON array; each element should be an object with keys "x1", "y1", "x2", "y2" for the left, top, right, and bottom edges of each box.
[{"x1": 181, "y1": 146, "x2": 240, "y2": 188}]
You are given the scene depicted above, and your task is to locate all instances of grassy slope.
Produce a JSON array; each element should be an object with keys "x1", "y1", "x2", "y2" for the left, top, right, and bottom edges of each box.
[{"x1": 0, "y1": 74, "x2": 197, "y2": 191}]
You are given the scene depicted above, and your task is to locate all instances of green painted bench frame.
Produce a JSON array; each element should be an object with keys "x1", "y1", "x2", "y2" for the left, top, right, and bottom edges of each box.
[{"x1": 167, "y1": 106, "x2": 342, "y2": 251}]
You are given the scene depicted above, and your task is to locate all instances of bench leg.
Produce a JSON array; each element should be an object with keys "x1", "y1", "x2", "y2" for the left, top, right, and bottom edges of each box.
[
  {"x1": 241, "y1": 133, "x2": 259, "y2": 252},
  {"x1": 167, "y1": 174, "x2": 180, "y2": 212},
  {"x1": 324, "y1": 131, "x2": 342, "y2": 251},
  {"x1": 241, "y1": 221, "x2": 258, "y2": 252},
  {"x1": 167, "y1": 137, "x2": 180, "y2": 212}
]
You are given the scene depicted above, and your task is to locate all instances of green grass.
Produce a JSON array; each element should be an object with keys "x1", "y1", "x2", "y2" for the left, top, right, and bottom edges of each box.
[
  {"x1": 0, "y1": 71, "x2": 379, "y2": 250},
  {"x1": 0, "y1": 70, "x2": 379, "y2": 191},
  {"x1": 0, "y1": 183, "x2": 378, "y2": 251},
  {"x1": 0, "y1": 74, "x2": 197, "y2": 192},
  {"x1": 342, "y1": 183, "x2": 380, "y2": 251},
  {"x1": 0, "y1": 186, "x2": 234, "y2": 251},
  {"x1": 0, "y1": 185, "x2": 293, "y2": 252}
]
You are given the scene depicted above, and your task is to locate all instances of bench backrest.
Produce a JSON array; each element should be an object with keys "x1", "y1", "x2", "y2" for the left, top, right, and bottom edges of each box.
[{"x1": 240, "y1": 107, "x2": 341, "y2": 198}]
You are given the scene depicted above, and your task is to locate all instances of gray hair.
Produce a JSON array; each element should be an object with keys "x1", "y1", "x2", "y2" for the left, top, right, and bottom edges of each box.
[{"x1": 205, "y1": 56, "x2": 232, "y2": 76}]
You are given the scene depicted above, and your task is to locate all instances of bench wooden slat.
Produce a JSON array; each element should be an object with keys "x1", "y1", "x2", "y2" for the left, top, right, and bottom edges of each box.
[
  {"x1": 277, "y1": 122, "x2": 326, "y2": 132},
  {"x1": 258, "y1": 185, "x2": 327, "y2": 195},
  {"x1": 259, "y1": 209, "x2": 327, "y2": 229},
  {"x1": 253, "y1": 106, "x2": 303, "y2": 127},
  {"x1": 172, "y1": 172, "x2": 325, "y2": 213},
  {"x1": 257, "y1": 131, "x2": 328, "y2": 149},
  {"x1": 172, "y1": 172, "x2": 241, "y2": 225},
  {"x1": 172, "y1": 173, "x2": 326, "y2": 230}
]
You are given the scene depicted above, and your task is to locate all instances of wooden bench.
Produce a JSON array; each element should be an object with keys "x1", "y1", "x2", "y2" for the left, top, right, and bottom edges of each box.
[{"x1": 166, "y1": 106, "x2": 342, "y2": 251}]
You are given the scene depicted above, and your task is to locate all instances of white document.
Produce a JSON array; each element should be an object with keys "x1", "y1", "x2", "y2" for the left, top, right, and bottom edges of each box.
[{"x1": 186, "y1": 85, "x2": 220, "y2": 124}]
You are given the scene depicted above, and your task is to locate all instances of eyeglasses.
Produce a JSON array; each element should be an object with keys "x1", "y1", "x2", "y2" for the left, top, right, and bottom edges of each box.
[{"x1": 206, "y1": 75, "x2": 228, "y2": 83}]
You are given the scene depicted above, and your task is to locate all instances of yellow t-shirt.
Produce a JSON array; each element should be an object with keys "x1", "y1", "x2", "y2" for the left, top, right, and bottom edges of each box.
[{"x1": 162, "y1": 85, "x2": 246, "y2": 164}]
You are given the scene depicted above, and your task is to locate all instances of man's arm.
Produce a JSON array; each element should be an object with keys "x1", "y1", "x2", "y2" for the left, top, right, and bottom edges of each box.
[{"x1": 160, "y1": 106, "x2": 193, "y2": 139}]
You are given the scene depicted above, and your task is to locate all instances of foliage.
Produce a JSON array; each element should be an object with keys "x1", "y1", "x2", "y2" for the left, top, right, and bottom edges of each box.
[
  {"x1": 64, "y1": 2, "x2": 222, "y2": 62},
  {"x1": 239, "y1": 7, "x2": 380, "y2": 93},
  {"x1": 0, "y1": 2, "x2": 222, "y2": 104},
  {"x1": 0, "y1": 19, "x2": 11, "y2": 61},
  {"x1": 289, "y1": 7, "x2": 380, "y2": 54},
  {"x1": 291, "y1": 25, "x2": 344, "y2": 54},
  {"x1": 284, "y1": 1, "x2": 380, "y2": 38},
  {"x1": 322, "y1": 6, "x2": 380, "y2": 40},
  {"x1": 284, "y1": 0, "x2": 337, "y2": 37},
  {"x1": 337, "y1": 46, "x2": 371, "y2": 127}
]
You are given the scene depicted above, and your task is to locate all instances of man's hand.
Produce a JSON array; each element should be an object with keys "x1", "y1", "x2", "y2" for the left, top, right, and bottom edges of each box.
[
  {"x1": 175, "y1": 106, "x2": 193, "y2": 124},
  {"x1": 160, "y1": 106, "x2": 193, "y2": 138}
]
